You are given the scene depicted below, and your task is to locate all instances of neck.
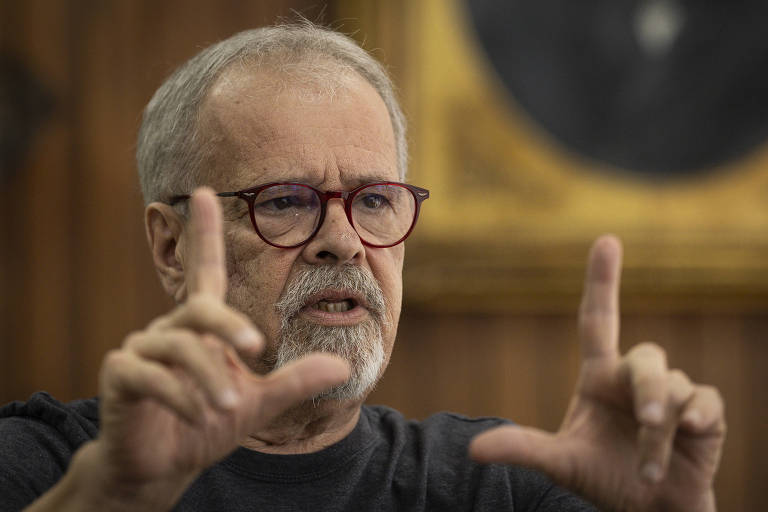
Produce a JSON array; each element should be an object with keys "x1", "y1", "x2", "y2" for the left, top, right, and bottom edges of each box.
[{"x1": 241, "y1": 398, "x2": 363, "y2": 454}]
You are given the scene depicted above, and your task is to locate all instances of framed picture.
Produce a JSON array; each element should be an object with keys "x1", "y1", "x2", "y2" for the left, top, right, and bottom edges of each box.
[{"x1": 336, "y1": 0, "x2": 768, "y2": 312}]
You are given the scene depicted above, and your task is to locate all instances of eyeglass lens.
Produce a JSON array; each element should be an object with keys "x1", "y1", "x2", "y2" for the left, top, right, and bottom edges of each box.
[{"x1": 252, "y1": 183, "x2": 417, "y2": 247}]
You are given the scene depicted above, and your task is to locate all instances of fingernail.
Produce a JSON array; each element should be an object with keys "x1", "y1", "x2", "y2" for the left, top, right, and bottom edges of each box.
[
  {"x1": 218, "y1": 389, "x2": 240, "y2": 409},
  {"x1": 641, "y1": 462, "x2": 662, "y2": 483},
  {"x1": 641, "y1": 402, "x2": 663, "y2": 424},
  {"x1": 683, "y1": 409, "x2": 701, "y2": 428},
  {"x1": 236, "y1": 329, "x2": 261, "y2": 349}
]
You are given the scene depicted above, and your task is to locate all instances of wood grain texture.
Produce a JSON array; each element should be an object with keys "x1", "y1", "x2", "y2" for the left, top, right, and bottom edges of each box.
[
  {"x1": 0, "y1": 0, "x2": 322, "y2": 398},
  {"x1": 370, "y1": 311, "x2": 767, "y2": 511}
]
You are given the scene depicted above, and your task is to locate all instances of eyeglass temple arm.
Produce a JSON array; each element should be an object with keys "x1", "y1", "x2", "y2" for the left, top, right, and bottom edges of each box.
[{"x1": 168, "y1": 190, "x2": 243, "y2": 205}]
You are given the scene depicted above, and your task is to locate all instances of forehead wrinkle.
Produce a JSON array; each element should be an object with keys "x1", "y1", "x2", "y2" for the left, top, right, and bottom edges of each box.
[
  {"x1": 212, "y1": 122, "x2": 386, "y2": 174},
  {"x1": 199, "y1": 67, "x2": 397, "y2": 193},
  {"x1": 199, "y1": 133, "x2": 395, "y2": 194},
  {"x1": 204, "y1": 75, "x2": 390, "y2": 152},
  {"x1": 227, "y1": 138, "x2": 394, "y2": 188}
]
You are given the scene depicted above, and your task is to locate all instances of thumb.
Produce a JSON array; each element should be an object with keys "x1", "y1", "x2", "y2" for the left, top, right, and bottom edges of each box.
[
  {"x1": 247, "y1": 354, "x2": 351, "y2": 425},
  {"x1": 469, "y1": 425, "x2": 572, "y2": 479}
]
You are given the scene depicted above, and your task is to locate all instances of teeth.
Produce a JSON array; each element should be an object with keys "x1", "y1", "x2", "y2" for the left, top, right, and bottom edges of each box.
[{"x1": 314, "y1": 300, "x2": 353, "y2": 312}]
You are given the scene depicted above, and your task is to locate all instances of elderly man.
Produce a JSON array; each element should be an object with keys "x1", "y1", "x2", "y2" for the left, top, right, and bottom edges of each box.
[{"x1": 1, "y1": 22, "x2": 724, "y2": 511}]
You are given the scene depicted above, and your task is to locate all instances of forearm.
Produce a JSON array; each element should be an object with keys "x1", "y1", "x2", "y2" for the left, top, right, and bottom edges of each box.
[{"x1": 23, "y1": 441, "x2": 193, "y2": 512}]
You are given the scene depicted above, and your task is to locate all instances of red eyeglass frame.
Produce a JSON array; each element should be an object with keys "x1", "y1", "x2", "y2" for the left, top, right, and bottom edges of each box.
[{"x1": 170, "y1": 181, "x2": 430, "y2": 249}]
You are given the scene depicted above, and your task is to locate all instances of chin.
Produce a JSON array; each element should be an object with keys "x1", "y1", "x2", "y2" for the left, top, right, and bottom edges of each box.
[
  {"x1": 274, "y1": 316, "x2": 387, "y2": 404},
  {"x1": 311, "y1": 343, "x2": 385, "y2": 404}
]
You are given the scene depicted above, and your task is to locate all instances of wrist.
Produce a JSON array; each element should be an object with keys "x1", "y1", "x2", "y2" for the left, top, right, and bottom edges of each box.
[
  {"x1": 26, "y1": 441, "x2": 192, "y2": 512},
  {"x1": 652, "y1": 488, "x2": 717, "y2": 512}
]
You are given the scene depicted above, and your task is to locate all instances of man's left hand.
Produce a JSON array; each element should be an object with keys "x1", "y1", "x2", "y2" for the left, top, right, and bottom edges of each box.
[{"x1": 469, "y1": 235, "x2": 726, "y2": 511}]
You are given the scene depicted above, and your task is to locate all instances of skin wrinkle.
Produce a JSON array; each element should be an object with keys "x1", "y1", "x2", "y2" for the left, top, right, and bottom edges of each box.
[
  {"x1": 222, "y1": 141, "x2": 391, "y2": 188},
  {"x1": 182, "y1": 64, "x2": 402, "y2": 448},
  {"x1": 199, "y1": 68, "x2": 393, "y2": 187},
  {"x1": 198, "y1": 82, "x2": 394, "y2": 193},
  {"x1": 137, "y1": 28, "x2": 409, "y2": 209}
]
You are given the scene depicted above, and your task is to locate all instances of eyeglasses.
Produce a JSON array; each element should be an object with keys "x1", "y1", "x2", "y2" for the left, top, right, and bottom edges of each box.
[{"x1": 170, "y1": 181, "x2": 429, "y2": 249}]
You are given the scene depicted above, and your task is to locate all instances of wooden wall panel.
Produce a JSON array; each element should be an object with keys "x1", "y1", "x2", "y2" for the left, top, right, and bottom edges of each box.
[
  {"x1": 1, "y1": 0, "x2": 77, "y2": 400},
  {"x1": 370, "y1": 311, "x2": 767, "y2": 511},
  {"x1": 0, "y1": 0, "x2": 321, "y2": 402}
]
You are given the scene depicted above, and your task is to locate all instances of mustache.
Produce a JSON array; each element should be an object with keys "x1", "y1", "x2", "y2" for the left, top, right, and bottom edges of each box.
[{"x1": 275, "y1": 265, "x2": 387, "y2": 321}]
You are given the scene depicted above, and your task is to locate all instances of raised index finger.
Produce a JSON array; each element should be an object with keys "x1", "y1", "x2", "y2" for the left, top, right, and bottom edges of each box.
[
  {"x1": 187, "y1": 187, "x2": 227, "y2": 299},
  {"x1": 578, "y1": 234, "x2": 623, "y2": 360}
]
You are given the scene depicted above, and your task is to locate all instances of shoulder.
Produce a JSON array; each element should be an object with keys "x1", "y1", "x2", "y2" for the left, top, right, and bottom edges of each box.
[
  {"x1": 0, "y1": 392, "x2": 100, "y2": 507},
  {"x1": 1, "y1": 391, "x2": 99, "y2": 427},
  {"x1": 0, "y1": 391, "x2": 99, "y2": 450}
]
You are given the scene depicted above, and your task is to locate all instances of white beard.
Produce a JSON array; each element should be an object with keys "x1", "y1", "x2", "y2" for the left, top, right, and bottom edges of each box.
[
  {"x1": 272, "y1": 264, "x2": 389, "y2": 402},
  {"x1": 274, "y1": 318, "x2": 385, "y2": 401}
]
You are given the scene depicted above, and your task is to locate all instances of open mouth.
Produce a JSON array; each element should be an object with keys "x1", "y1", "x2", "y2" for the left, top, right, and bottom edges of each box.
[
  {"x1": 312, "y1": 299, "x2": 356, "y2": 313},
  {"x1": 297, "y1": 290, "x2": 371, "y2": 325}
]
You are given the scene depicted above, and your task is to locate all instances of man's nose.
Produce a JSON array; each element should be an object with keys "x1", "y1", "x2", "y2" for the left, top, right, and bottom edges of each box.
[{"x1": 300, "y1": 199, "x2": 365, "y2": 265}]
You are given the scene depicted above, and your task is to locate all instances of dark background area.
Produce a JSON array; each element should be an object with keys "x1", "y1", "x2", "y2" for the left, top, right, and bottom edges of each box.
[{"x1": 466, "y1": 0, "x2": 768, "y2": 178}]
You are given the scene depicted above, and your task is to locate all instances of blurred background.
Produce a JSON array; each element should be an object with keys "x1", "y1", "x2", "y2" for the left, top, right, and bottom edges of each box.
[{"x1": 1, "y1": 0, "x2": 766, "y2": 509}]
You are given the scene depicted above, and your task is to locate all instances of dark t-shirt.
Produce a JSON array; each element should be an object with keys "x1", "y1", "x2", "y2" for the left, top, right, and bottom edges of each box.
[{"x1": 0, "y1": 392, "x2": 596, "y2": 511}]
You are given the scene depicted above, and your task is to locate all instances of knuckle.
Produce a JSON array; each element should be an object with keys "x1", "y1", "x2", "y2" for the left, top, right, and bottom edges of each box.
[
  {"x1": 632, "y1": 341, "x2": 667, "y2": 362},
  {"x1": 578, "y1": 314, "x2": 609, "y2": 342},
  {"x1": 158, "y1": 334, "x2": 185, "y2": 353},
  {"x1": 122, "y1": 331, "x2": 144, "y2": 350},
  {"x1": 639, "y1": 424, "x2": 666, "y2": 447},
  {"x1": 231, "y1": 308, "x2": 252, "y2": 327},
  {"x1": 695, "y1": 385, "x2": 727, "y2": 432},
  {"x1": 102, "y1": 349, "x2": 125, "y2": 369},
  {"x1": 101, "y1": 350, "x2": 133, "y2": 385},
  {"x1": 147, "y1": 313, "x2": 172, "y2": 331},
  {"x1": 668, "y1": 368, "x2": 691, "y2": 386},
  {"x1": 579, "y1": 310, "x2": 605, "y2": 330},
  {"x1": 667, "y1": 370, "x2": 694, "y2": 405},
  {"x1": 184, "y1": 295, "x2": 208, "y2": 318},
  {"x1": 167, "y1": 333, "x2": 216, "y2": 369},
  {"x1": 202, "y1": 334, "x2": 226, "y2": 352},
  {"x1": 170, "y1": 328, "x2": 198, "y2": 346},
  {"x1": 700, "y1": 384, "x2": 724, "y2": 405},
  {"x1": 184, "y1": 294, "x2": 224, "y2": 326},
  {"x1": 633, "y1": 374, "x2": 663, "y2": 392}
]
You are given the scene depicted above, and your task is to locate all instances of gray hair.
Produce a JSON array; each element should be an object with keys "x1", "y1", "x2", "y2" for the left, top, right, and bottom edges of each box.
[{"x1": 136, "y1": 21, "x2": 408, "y2": 206}]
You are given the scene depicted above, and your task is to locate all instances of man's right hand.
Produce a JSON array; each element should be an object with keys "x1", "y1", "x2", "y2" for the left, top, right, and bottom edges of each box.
[{"x1": 27, "y1": 188, "x2": 350, "y2": 511}]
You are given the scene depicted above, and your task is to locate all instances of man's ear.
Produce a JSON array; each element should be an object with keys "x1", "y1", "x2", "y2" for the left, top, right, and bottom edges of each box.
[{"x1": 145, "y1": 202, "x2": 188, "y2": 302}]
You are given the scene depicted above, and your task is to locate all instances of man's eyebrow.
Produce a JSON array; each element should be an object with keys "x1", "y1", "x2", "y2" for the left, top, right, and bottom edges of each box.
[
  {"x1": 342, "y1": 173, "x2": 397, "y2": 188},
  {"x1": 235, "y1": 173, "x2": 397, "y2": 190},
  {"x1": 227, "y1": 176, "x2": 305, "y2": 190}
]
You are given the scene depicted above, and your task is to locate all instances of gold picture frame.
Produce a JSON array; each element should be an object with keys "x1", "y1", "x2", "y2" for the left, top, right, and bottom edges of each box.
[{"x1": 336, "y1": 0, "x2": 768, "y2": 312}]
